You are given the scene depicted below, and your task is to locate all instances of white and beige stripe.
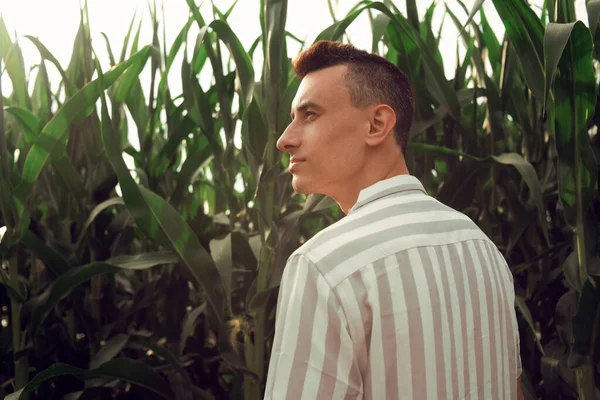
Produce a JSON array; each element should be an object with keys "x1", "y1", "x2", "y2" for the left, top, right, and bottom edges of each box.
[{"x1": 264, "y1": 175, "x2": 521, "y2": 399}]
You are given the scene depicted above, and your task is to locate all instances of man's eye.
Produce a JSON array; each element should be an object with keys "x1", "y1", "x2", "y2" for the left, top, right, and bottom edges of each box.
[{"x1": 305, "y1": 111, "x2": 316, "y2": 119}]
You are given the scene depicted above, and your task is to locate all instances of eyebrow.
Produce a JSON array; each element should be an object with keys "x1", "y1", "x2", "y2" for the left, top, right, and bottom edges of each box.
[{"x1": 290, "y1": 101, "x2": 324, "y2": 119}]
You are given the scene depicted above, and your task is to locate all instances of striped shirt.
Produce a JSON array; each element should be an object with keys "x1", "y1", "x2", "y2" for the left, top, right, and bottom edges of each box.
[{"x1": 264, "y1": 174, "x2": 521, "y2": 399}]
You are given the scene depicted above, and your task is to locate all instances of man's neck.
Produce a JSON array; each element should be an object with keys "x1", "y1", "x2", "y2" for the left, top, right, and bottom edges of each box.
[{"x1": 336, "y1": 160, "x2": 410, "y2": 214}]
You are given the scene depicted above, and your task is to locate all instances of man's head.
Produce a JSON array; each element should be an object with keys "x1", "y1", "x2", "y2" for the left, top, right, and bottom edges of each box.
[{"x1": 277, "y1": 40, "x2": 414, "y2": 207}]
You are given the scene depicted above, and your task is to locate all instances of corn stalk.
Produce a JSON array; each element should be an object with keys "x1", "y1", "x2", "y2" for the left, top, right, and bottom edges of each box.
[{"x1": 242, "y1": 1, "x2": 289, "y2": 397}]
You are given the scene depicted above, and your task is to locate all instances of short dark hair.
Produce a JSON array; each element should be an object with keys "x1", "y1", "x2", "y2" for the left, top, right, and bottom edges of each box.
[{"x1": 293, "y1": 40, "x2": 414, "y2": 155}]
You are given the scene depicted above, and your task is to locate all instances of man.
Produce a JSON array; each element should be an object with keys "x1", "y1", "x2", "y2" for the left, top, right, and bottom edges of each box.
[{"x1": 264, "y1": 40, "x2": 523, "y2": 399}]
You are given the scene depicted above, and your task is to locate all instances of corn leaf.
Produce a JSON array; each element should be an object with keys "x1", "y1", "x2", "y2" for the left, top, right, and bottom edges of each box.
[
  {"x1": 28, "y1": 250, "x2": 178, "y2": 335},
  {"x1": 181, "y1": 48, "x2": 214, "y2": 136},
  {"x1": 20, "y1": 229, "x2": 70, "y2": 276},
  {"x1": 5, "y1": 107, "x2": 85, "y2": 203},
  {"x1": 129, "y1": 335, "x2": 196, "y2": 392},
  {"x1": 241, "y1": 96, "x2": 268, "y2": 186},
  {"x1": 408, "y1": 143, "x2": 482, "y2": 160},
  {"x1": 114, "y1": 50, "x2": 152, "y2": 102},
  {"x1": 459, "y1": 0, "x2": 486, "y2": 34},
  {"x1": 4, "y1": 106, "x2": 43, "y2": 144},
  {"x1": 421, "y1": 3, "x2": 441, "y2": 65},
  {"x1": 156, "y1": 17, "x2": 193, "y2": 113},
  {"x1": 405, "y1": 0, "x2": 419, "y2": 30},
  {"x1": 100, "y1": 32, "x2": 117, "y2": 66},
  {"x1": 209, "y1": 20, "x2": 255, "y2": 109},
  {"x1": 25, "y1": 36, "x2": 77, "y2": 96},
  {"x1": 105, "y1": 251, "x2": 178, "y2": 270},
  {"x1": 66, "y1": 16, "x2": 91, "y2": 89},
  {"x1": 32, "y1": 61, "x2": 51, "y2": 120},
  {"x1": 303, "y1": 194, "x2": 337, "y2": 213},
  {"x1": 370, "y1": 12, "x2": 391, "y2": 53},
  {"x1": 5, "y1": 359, "x2": 174, "y2": 400},
  {"x1": 27, "y1": 262, "x2": 140, "y2": 334},
  {"x1": 543, "y1": 0, "x2": 557, "y2": 23},
  {"x1": 13, "y1": 46, "x2": 152, "y2": 214},
  {"x1": 211, "y1": 0, "x2": 239, "y2": 20},
  {"x1": 410, "y1": 88, "x2": 482, "y2": 137},
  {"x1": 209, "y1": 234, "x2": 234, "y2": 317},
  {"x1": 248, "y1": 285, "x2": 279, "y2": 315},
  {"x1": 3, "y1": 42, "x2": 30, "y2": 108},
  {"x1": 179, "y1": 303, "x2": 206, "y2": 355},
  {"x1": 0, "y1": 16, "x2": 11, "y2": 59},
  {"x1": 119, "y1": 10, "x2": 138, "y2": 63},
  {"x1": 96, "y1": 58, "x2": 226, "y2": 324},
  {"x1": 154, "y1": 112, "x2": 198, "y2": 174},
  {"x1": 446, "y1": 5, "x2": 486, "y2": 83},
  {"x1": 572, "y1": 276, "x2": 600, "y2": 358},
  {"x1": 491, "y1": 153, "x2": 550, "y2": 245},
  {"x1": 544, "y1": 22, "x2": 598, "y2": 227},
  {"x1": 556, "y1": 0, "x2": 576, "y2": 23},
  {"x1": 587, "y1": 0, "x2": 600, "y2": 58},
  {"x1": 516, "y1": 295, "x2": 545, "y2": 354},
  {"x1": 113, "y1": 40, "x2": 152, "y2": 149},
  {"x1": 187, "y1": 1, "x2": 255, "y2": 116},
  {"x1": 479, "y1": 8, "x2": 501, "y2": 74},
  {"x1": 386, "y1": 20, "x2": 419, "y2": 83},
  {"x1": 585, "y1": 0, "x2": 600, "y2": 43},
  {"x1": 75, "y1": 197, "x2": 125, "y2": 249},
  {"x1": 171, "y1": 135, "x2": 212, "y2": 205},
  {"x1": 52, "y1": 155, "x2": 85, "y2": 200},
  {"x1": 0, "y1": 55, "x2": 15, "y2": 233},
  {"x1": 563, "y1": 251, "x2": 581, "y2": 291},
  {"x1": 276, "y1": 77, "x2": 299, "y2": 147},
  {"x1": 263, "y1": 0, "x2": 289, "y2": 135},
  {"x1": 88, "y1": 334, "x2": 130, "y2": 370},
  {"x1": 0, "y1": 17, "x2": 28, "y2": 107},
  {"x1": 0, "y1": 274, "x2": 26, "y2": 303},
  {"x1": 129, "y1": 17, "x2": 143, "y2": 57},
  {"x1": 491, "y1": 0, "x2": 545, "y2": 101},
  {"x1": 484, "y1": 74, "x2": 504, "y2": 148}
]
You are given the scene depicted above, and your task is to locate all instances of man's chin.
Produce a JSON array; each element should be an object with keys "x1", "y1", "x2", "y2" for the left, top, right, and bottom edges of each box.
[{"x1": 291, "y1": 176, "x2": 312, "y2": 194}]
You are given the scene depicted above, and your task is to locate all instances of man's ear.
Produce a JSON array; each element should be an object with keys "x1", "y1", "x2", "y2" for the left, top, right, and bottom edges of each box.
[{"x1": 365, "y1": 104, "x2": 396, "y2": 147}]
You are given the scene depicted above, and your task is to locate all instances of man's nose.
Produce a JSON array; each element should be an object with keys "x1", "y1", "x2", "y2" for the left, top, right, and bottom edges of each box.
[{"x1": 276, "y1": 124, "x2": 299, "y2": 153}]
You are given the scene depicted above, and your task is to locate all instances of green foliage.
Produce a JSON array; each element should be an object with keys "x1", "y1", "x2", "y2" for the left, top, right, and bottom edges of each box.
[{"x1": 1, "y1": 0, "x2": 600, "y2": 399}]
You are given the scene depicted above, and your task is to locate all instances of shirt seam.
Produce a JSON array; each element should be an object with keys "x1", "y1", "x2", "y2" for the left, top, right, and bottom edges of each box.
[
  {"x1": 292, "y1": 253, "x2": 358, "y2": 346},
  {"x1": 351, "y1": 187, "x2": 428, "y2": 214},
  {"x1": 305, "y1": 236, "x2": 499, "y2": 290}
]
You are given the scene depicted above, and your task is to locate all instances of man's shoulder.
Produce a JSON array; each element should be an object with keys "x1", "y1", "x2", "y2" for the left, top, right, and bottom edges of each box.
[
  {"x1": 287, "y1": 193, "x2": 496, "y2": 287},
  {"x1": 291, "y1": 192, "x2": 483, "y2": 256},
  {"x1": 289, "y1": 215, "x2": 346, "y2": 260}
]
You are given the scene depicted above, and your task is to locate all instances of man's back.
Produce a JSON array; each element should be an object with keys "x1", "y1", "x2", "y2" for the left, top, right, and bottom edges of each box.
[{"x1": 264, "y1": 175, "x2": 521, "y2": 399}]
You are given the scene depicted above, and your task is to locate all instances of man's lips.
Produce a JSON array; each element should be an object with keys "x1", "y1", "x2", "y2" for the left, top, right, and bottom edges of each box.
[{"x1": 289, "y1": 158, "x2": 305, "y2": 172}]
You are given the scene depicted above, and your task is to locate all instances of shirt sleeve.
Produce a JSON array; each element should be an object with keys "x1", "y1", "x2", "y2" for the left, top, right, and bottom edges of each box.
[{"x1": 264, "y1": 254, "x2": 363, "y2": 399}]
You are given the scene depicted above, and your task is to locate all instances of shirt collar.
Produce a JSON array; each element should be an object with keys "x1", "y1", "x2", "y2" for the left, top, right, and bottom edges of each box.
[{"x1": 349, "y1": 174, "x2": 428, "y2": 214}]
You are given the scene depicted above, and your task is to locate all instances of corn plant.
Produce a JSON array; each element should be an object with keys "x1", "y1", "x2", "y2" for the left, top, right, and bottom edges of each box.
[{"x1": 1, "y1": 0, "x2": 600, "y2": 399}]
